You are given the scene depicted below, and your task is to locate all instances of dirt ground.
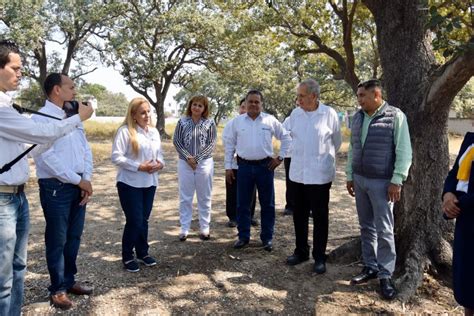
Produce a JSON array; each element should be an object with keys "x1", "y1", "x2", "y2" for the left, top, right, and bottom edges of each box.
[{"x1": 20, "y1": 139, "x2": 464, "y2": 315}]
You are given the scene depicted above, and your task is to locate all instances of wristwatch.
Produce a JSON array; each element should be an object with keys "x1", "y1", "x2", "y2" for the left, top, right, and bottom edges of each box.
[{"x1": 277, "y1": 156, "x2": 284, "y2": 162}]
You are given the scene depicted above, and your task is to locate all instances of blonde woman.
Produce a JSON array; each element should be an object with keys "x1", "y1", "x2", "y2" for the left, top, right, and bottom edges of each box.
[
  {"x1": 173, "y1": 95, "x2": 217, "y2": 241},
  {"x1": 111, "y1": 98, "x2": 164, "y2": 272}
]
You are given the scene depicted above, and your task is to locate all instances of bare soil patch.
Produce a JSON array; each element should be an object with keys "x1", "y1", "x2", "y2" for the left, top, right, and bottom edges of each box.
[{"x1": 21, "y1": 140, "x2": 462, "y2": 315}]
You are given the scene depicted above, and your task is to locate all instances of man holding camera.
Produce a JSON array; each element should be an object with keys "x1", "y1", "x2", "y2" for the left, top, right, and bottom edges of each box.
[
  {"x1": 0, "y1": 40, "x2": 93, "y2": 316},
  {"x1": 32, "y1": 73, "x2": 94, "y2": 310}
]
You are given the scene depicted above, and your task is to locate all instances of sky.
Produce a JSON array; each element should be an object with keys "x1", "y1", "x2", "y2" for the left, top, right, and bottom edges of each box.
[{"x1": 81, "y1": 66, "x2": 180, "y2": 112}]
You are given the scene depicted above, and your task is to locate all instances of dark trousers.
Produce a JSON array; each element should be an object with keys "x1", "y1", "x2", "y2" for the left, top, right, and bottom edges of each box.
[
  {"x1": 292, "y1": 181, "x2": 332, "y2": 262},
  {"x1": 225, "y1": 169, "x2": 256, "y2": 221},
  {"x1": 284, "y1": 158, "x2": 296, "y2": 211},
  {"x1": 236, "y1": 160, "x2": 275, "y2": 243},
  {"x1": 117, "y1": 182, "x2": 156, "y2": 262},
  {"x1": 39, "y1": 178, "x2": 85, "y2": 294}
]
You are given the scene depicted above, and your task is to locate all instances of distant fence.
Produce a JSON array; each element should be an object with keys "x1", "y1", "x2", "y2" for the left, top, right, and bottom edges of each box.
[{"x1": 448, "y1": 118, "x2": 473, "y2": 135}]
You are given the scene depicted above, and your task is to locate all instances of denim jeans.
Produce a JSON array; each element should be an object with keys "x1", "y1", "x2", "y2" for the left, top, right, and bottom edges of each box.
[
  {"x1": 117, "y1": 182, "x2": 156, "y2": 262},
  {"x1": 225, "y1": 169, "x2": 256, "y2": 222},
  {"x1": 0, "y1": 192, "x2": 29, "y2": 316},
  {"x1": 39, "y1": 178, "x2": 86, "y2": 294},
  {"x1": 236, "y1": 160, "x2": 275, "y2": 243}
]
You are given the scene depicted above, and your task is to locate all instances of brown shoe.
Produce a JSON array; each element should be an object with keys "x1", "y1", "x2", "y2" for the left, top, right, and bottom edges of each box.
[
  {"x1": 67, "y1": 283, "x2": 93, "y2": 295},
  {"x1": 50, "y1": 292, "x2": 73, "y2": 310}
]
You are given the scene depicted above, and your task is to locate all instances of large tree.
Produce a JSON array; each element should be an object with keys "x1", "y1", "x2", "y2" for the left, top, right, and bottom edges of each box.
[
  {"x1": 359, "y1": 0, "x2": 473, "y2": 299},
  {"x1": 103, "y1": 0, "x2": 226, "y2": 137},
  {"x1": 0, "y1": 0, "x2": 123, "y2": 87}
]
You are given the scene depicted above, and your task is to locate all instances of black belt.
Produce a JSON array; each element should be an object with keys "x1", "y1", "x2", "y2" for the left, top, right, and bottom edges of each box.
[
  {"x1": 0, "y1": 184, "x2": 25, "y2": 194},
  {"x1": 237, "y1": 156, "x2": 271, "y2": 165}
]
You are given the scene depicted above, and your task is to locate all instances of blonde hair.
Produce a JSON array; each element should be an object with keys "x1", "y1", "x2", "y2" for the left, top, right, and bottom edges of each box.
[{"x1": 122, "y1": 97, "x2": 152, "y2": 157}]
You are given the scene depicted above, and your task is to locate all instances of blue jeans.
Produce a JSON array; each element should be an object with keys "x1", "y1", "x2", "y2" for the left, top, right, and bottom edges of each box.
[
  {"x1": 117, "y1": 182, "x2": 156, "y2": 262},
  {"x1": 236, "y1": 160, "x2": 275, "y2": 243},
  {"x1": 0, "y1": 192, "x2": 29, "y2": 316},
  {"x1": 353, "y1": 174, "x2": 396, "y2": 278},
  {"x1": 39, "y1": 179, "x2": 86, "y2": 294}
]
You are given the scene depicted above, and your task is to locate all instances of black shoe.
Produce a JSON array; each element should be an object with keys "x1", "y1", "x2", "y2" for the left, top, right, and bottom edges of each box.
[
  {"x1": 350, "y1": 266, "x2": 378, "y2": 285},
  {"x1": 262, "y1": 241, "x2": 273, "y2": 252},
  {"x1": 283, "y1": 208, "x2": 293, "y2": 216},
  {"x1": 199, "y1": 233, "x2": 210, "y2": 241},
  {"x1": 286, "y1": 254, "x2": 309, "y2": 266},
  {"x1": 313, "y1": 260, "x2": 326, "y2": 274},
  {"x1": 226, "y1": 220, "x2": 237, "y2": 228},
  {"x1": 233, "y1": 239, "x2": 249, "y2": 249},
  {"x1": 250, "y1": 219, "x2": 259, "y2": 227},
  {"x1": 379, "y1": 278, "x2": 397, "y2": 300}
]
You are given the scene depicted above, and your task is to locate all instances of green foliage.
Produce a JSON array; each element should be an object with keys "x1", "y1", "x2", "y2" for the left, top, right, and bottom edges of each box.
[
  {"x1": 0, "y1": 0, "x2": 125, "y2": 83},
  {"x1": 78, "y1": 82, "x2": 129, "y2": 117},
  {"x1": 15, "y1": 80, "x2": 44, "y2": 110},
  {"x1": 426, "y1": 1, "x2": 473, "y2": 58},
  {"x1": 452, "y1": 78, "x2": 474, "y2": 118}
]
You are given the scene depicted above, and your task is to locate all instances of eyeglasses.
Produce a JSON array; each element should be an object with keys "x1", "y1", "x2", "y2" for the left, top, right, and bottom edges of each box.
[{"x1": 357, "y1": 79, "x2": 381, "y2": 89}]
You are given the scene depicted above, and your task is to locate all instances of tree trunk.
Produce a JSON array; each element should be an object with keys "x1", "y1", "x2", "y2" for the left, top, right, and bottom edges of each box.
[
  {"x1": 153, "y1": 85, "x2": 170, "y2": 139},
  {"x1": 357, "y1": 0, "x2": 474, "y2": 300}
]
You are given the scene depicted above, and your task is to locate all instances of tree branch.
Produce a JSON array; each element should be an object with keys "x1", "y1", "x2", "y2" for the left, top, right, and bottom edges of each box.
[{"x1": 426, "y1": 40, "x2": 474, "y2": 111}]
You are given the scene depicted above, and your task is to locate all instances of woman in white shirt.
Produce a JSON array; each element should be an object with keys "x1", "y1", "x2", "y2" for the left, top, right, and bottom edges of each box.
[
  {"x1": 111, "y1": 98, "x2": 165, "y2": 273},
  {"x1": 173, "y1": 95, "x2": 217, "y2": 241}
]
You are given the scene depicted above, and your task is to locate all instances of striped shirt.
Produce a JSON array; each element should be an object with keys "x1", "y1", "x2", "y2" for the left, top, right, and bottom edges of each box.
[{"x1": 173, "y1": 116, "x2": 217, "y2": 163}]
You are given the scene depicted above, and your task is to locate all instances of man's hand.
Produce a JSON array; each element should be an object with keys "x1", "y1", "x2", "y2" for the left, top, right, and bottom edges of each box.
[
  {"x1": 78, "y1": 102, "x2": 94, "y2": 121},
  {"x1": 387, "y1": 183, "x2": 401, "y2": 202},
  {"x1": 225, "y1": 169, "x2": 235, "y2": 185},
  {"x1": 78, "y1": 179, "x2": 93, "y2": 196},
  {"x1": 187, "y1": 157, "x2": 197, "y2": 170},
  {"x1": 268, "y1": 157, "x2": 282, "y2": 171},
  {"x1": 442, "y1": 192, "x2": 461, "y2": 219},
  {"x1": 346, "y1": 181, "x2": 355, "y2": 197},
  {"x1": 79, "y1": 190, "x2": 90, "y2": 206}
]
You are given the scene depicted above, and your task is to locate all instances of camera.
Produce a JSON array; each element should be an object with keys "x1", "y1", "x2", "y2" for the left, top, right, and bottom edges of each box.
[{"x1": 63, "y1": 100, "x2": 89, "y2": 118}]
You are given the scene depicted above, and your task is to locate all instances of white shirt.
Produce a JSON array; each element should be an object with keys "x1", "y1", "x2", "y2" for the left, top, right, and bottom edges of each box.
[
  {"x1": 222, "y1": 117, "x2": 238, "y2": 169},
  {"x1": 32, "y1": 100, "x2": 93, "y2": 185},
  {"x1": 282, "y1": 116, "x2": 293, "y2": 158},
  {"x1": 0, "y1": 92, "x2": 82, "y2": 186},
  {"x1": 111, "y1": 124, "x2": 165, "y2": 188},
  {"x1": 289, "y1": 104, "x2": 342, "y2": 184},
  {"x1": 224, "y1": 112, "x2": 291, "y2": 169}
]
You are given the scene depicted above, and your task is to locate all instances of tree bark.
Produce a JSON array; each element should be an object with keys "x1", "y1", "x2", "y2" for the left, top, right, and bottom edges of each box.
[{"x1": 355, "y1": 0, "x2": 474, "y2": 300}]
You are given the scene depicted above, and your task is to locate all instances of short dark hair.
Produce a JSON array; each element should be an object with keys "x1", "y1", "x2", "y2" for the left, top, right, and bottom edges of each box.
[
  {"x1": 0, "y1": 40, "x2": 20, "y2": 69},
  {"x1": 239, "y1": 98, "x2": 246, "y2": 106},
  {"x1": 44, "y1": 73, "x2": 63, "y2": 97},
  {"x1": 357, "y1": 79, "x2": 382, "y2": 90},
  {"x1": 245, "y1": 89, "x2": 264, "y2": 103}
]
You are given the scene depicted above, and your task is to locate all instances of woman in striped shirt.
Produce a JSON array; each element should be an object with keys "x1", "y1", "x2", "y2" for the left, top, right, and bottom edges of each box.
[{"x1": 173, "y1": 95, "x2": 217, "y2": 241}]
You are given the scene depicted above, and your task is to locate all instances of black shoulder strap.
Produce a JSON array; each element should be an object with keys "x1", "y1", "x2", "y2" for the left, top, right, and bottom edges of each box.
[{"x1": 0, "y1": 104, "x2": 62, "y2": 174}]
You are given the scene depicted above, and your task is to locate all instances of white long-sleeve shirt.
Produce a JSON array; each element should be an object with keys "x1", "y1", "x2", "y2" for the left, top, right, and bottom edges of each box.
[
  {"x1": 224, "y1": 112, "x2": 291, "y2": 169},
  {"x1": 282, "y1": 116, "x2": 293, "y2": 158},
  {"x1": 222, "y1": 117, "x2": 238, "y2": 169},
  {"x1": 0, "y1": 92, "x2": 82, "y2": 186},
  {"x1": 289, "y1": 104, "x2": 342, "y2": 184},
  {"x1": 32, "y1": 100, "x2": 93, "y2": 185},
  {"x1": 111, "y1": 124, "x2": 165, "y2": 188}
]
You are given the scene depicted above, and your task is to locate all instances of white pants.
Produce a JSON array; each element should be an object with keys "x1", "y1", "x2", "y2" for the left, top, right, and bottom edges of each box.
[{"x1": 178, "y1": 157, "x2": 214, "y2": 235}]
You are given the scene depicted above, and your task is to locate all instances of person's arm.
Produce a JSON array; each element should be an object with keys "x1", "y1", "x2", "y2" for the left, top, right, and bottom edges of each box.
[
  {"x1": 274, "y1": 118, "x2": 291, "y2": 158},
  {"x1": 111, "y1": 127, "x2": 141, "y2": 171},
  {"x1": 390, "y1": 111, "x2": 412, "y2": 185},
  {"x1": 82, "y1": 132, "x2": 94, "y2": 182},
  {"x1": 172, "y1": 119, "x2": 193, "y2": 159},
  {"x1": 0, "y1": 107, "x2": 82, "y2": 145},
  {"x1": 195, "y1": 120, "x2": 217, "y2": 163},
  {"x1": 154, "y1": 130, "x2": 165, "y2": 167},
  {"x1": 345, "y1": 141, "x2": 355, "y2": 197},
  {"x1": 224, "y1": 118, "x2": 237, "y2": 170},
  {"x1": 331, "y1": 109, "x2": 342, "y2": 152}
]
